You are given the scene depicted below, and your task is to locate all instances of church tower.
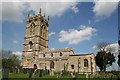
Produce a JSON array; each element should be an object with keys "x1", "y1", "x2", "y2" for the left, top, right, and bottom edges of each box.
[{"x1": 22, "y1": 9, "x2": 49, "y2": 68}]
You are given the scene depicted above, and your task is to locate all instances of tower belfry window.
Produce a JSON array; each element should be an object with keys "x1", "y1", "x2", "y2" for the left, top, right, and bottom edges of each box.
[
  {"x1": 29, "y1": 41, "x2": 33, "y2": 49},
  {"x1": 43, "y1": 27, "x2": 46, "y2": 38},
  {"x1": 30, "y1": 23, "x2": 35, "y2": 35},
  {"x1": 41, "y1": 25, "x2": 44, "y2": 37},
  {"x1": 60, "y1": 52, "x2": 62, "y2": 56},
  {"x1": 43, "y1": 54, "x2": 45, "y2": 57},
  {"x1": 51, "y1": 53, "x2": 53, "y2": 57}
]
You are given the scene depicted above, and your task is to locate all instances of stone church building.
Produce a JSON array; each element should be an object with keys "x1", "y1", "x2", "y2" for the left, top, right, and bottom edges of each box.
[{"x1": 22, "y1": 9, "x2": 96, "y2": 74}]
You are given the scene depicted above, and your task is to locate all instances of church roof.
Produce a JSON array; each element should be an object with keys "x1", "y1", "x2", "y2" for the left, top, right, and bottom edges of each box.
[{"x1": 69, "y1": 53, "x2": 94, "y2": 56}]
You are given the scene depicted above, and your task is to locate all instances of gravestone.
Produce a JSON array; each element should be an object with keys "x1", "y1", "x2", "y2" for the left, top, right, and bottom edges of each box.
[
  {"x1": 42, "y1": 70, "x2": 46, "y2": 76},
  {"x1": 49, "y1": 69, "x2": 54, "y2": 76},
  {"x1": 46, "y1": 69, "x2": 49, "y2": 75},
  {"x1": 86, "y1": 73, "x2": 88, "y2": 80},
  {"x1": 39, "y1": 69, "x2": 43, "y2": 77},
  {"x1": 28, "y1": 68, "x2": 33, "y2": 78},
  {"x1": 71, "y1": 72, "x2": 77, "y2": 80}
]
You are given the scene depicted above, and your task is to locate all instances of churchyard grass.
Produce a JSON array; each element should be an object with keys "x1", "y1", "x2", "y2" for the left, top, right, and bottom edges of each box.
[
  {"x1": 9, "y1": 72, "x2": 28, "y2": 78},
  {"x1": 9, "y1": 72, "x2": 119, "y2": 79},
  {"x1": 9, "y1": 72, "x2": 88, "y2": 78},
  {"x1": 0, "y1": 71, "x2": 2, "y2": 79}
]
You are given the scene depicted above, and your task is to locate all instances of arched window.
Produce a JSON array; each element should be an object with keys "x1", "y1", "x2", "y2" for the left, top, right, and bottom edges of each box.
[
  {"x1": 30, "y1": 26, "x2": 32, "y2": 35},
  {"x1": 29, "y1": 41, "x2": 33, "y2": 49},
  {"x1": 51, "y1": 53, "x2": 53, "y2": 57},
  {"x1": 50, "y1": 61, "x2": 54, "y2": 69},
  {"x1": 41, "y1": 25, "x2": 44, "y2": 37},
  {"x1": 43, "y1": 54, "x2": 45, "y2": 57},
  {"x1": 60, "y1": 52, "x2": 62, "y2": 56},
  {"x1": 30, "y1": 23, "x2": 35, "y2": 35},
  {"x1": 84, "y1": 59, "x2": 88, "y2": 67},
  {"x1": 43, "y1": 27, "x2": 46, "y2": 38}
]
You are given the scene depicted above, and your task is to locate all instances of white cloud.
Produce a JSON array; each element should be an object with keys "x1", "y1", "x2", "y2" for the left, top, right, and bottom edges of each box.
[
  {"x1": 2, "y1": 2, "x2": 27, "y2": 22},
  {"x1": 93, "y1": 43, "x2": 118, "y2": 56},
  {"x1": 1, "y1": 1, "x2": 79, "y2": 22},
  {"x1": 50, "y1": 48, "x2": 55, "y2": 50},
  {"x1": 92, "y1": 45, "x2": 97, "y2": 50},
  {"x1": 12, "y1": 40, "x2": 19, "y2": 44},
  {"x1": 58, "y1": 25, "x2": 96, "y2": 45},
  {"x1": 49, "y1": 32, "x2": 56, "y2": 36},
  {"x1": 108, "y1": 43, "x2": 118, "y2": 56},
  {"x1": 12, "y1": 51, "x2": 22, "y2": 56},
  {"x1": 71, "y1": 3, "x2": 79, "y2": 13},
  {"x1": 28, "y1": 2, "x2": 79, "y2": 17},
  {"x1": 93, "y1": 1, "x2": 118, "y2": 22}
]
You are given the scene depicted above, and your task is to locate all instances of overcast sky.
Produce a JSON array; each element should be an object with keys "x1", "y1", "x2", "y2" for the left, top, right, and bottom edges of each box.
[{"x1": 1, "y1": 1, "x2": 119, "y2": 71}]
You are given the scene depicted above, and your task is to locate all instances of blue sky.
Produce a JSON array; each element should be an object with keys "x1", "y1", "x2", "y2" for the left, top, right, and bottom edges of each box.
[{"x1": 1, "y1": 1, "x2": 119, "y2": 70}]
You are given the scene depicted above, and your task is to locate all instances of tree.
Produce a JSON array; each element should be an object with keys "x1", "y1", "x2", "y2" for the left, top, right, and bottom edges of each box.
[
  {"x1": 2, "y1": 50, "x2": 21, "y2": 68},
  {"x1": 95, "y1": 42, "x2": 109, "y2": 51},
  {"x1": 95, "y1": 42, "x2": 116, "y2": 72},
  {"x1": 9, "y1": 54, "x2": 21, "y2": 67},
  {"x1": 118, "y1": 40, "x2": 120, "y2": 67},
  {"x1": 118, "y1": 54, "x2": 120, "y2": 67},
  {"x1": 95, "y1": 51, "x2": 115, "y2": 71}
]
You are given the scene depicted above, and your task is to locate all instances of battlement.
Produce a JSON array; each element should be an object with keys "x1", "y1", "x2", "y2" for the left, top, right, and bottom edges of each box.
[
  {"x1": 39, "y1": 48, "x2": 74, "y2": 54},
  {"x1": 27, "y1": 8, "x2": 49, "y2": 23}
]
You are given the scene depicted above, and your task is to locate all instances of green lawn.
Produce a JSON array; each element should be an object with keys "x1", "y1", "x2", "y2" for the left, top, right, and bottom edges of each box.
[
  {"x1": 0, "y1": 71, "x2": 2, "y2": 79},
  {"x1": 8, "y1": 72, "x2": 119, "y2": 80},
  {"x1": 9, "y1": 72, "x2": 87, "y2": 79}
]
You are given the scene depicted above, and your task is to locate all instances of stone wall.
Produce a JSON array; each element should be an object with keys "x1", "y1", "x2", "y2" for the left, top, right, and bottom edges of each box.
[{"x1": 67, "y1": 53, "x2": 96, "y2": 74}]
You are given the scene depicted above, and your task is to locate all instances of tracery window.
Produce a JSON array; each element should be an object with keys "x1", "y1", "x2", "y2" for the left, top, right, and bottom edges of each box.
[
  {"x1": 30, "y1": 23, "x2": 35, "y2": 35},
  {"x1": 84, "y1": 59, "x2": 88, "y2": 67}
]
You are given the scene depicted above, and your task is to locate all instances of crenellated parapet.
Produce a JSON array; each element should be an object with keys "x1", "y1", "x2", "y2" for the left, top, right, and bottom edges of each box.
[
  {"x1": 27, "y1": 8, "x2": 49, "y2": 27},
  {"x1": 39, "y1": 48, "x2": 74, "y2": 54}
]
